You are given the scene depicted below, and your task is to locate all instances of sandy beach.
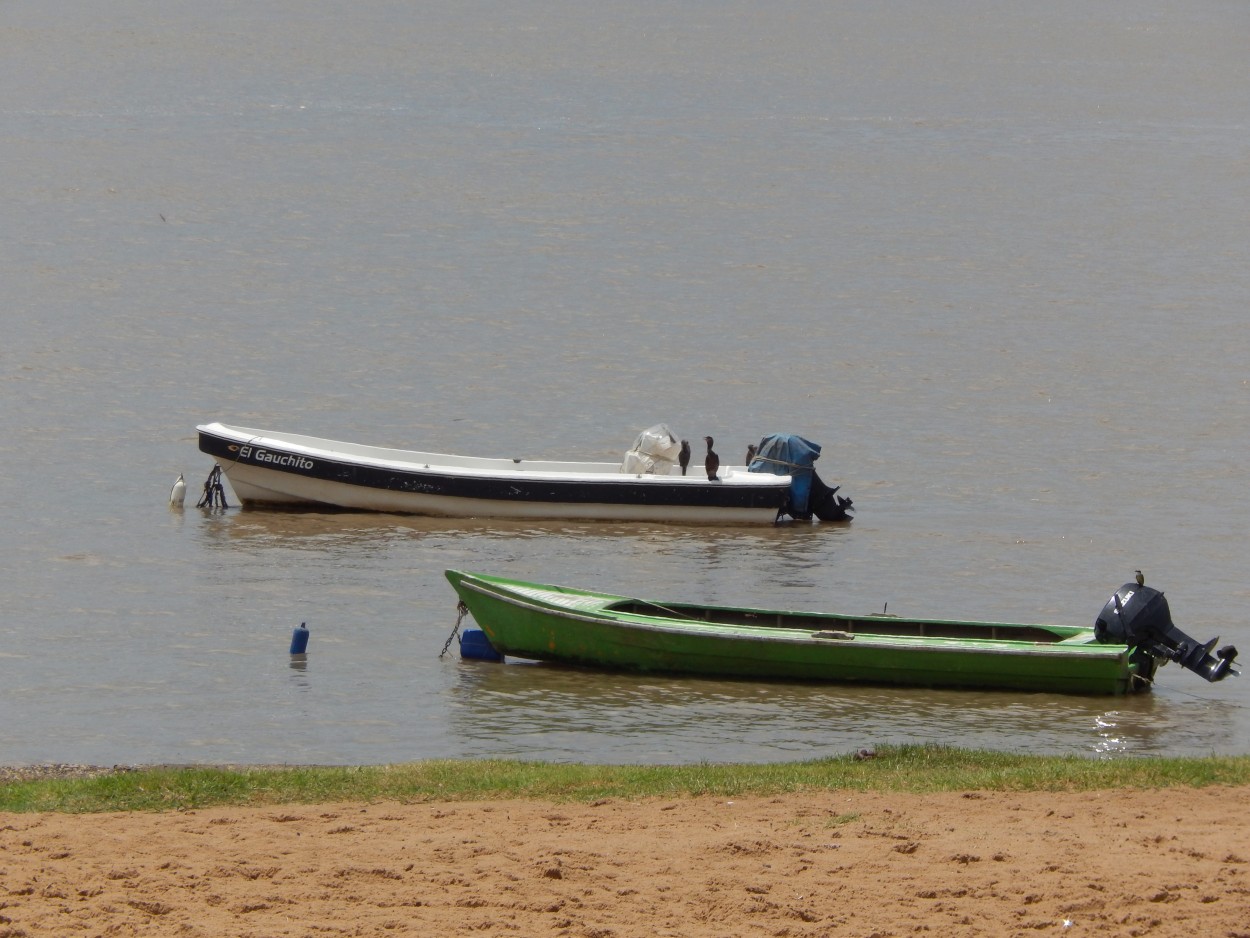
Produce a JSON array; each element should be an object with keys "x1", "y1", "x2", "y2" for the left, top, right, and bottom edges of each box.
[{"x1": 3, "y1": 786, "x2": 1248, "y2": 937}]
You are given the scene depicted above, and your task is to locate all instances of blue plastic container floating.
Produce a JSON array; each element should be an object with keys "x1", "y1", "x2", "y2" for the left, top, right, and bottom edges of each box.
[
  {"x1": 459, "y1": 629, "x2": 503, "y2": 662},
  {"x1": 290, "y1": 623, "x2": 310, "y2": 655}
]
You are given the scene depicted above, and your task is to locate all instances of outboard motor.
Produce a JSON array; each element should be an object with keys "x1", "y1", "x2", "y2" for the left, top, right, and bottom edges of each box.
[
  {"x1": 749, "y1": 433, "x2": 853, "y2": 522},
  {"x1": 807, "y1": 473, "x2": 854, "y2": 522},
  {"x1": 1095, "y1": 583, "x2": 1238, "y2": 683}
]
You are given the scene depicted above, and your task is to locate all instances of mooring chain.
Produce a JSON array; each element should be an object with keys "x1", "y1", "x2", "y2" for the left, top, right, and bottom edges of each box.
[
  {"x1": 439, "y1": 601, "x2": 470, "y2": 658},
  {"x1": 196, "y1": 463, "x2": 230, "y2": 509}
]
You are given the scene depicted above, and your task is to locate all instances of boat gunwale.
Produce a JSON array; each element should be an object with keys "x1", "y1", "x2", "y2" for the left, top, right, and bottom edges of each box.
[{"x1": 198, "y1": 423, "x2": 792, "y2": 488}]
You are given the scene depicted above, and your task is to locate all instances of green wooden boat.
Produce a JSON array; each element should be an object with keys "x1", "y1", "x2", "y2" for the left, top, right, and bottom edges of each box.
[{"x1": 445, "y1": 571, "x2": 1238, "y2": 696}]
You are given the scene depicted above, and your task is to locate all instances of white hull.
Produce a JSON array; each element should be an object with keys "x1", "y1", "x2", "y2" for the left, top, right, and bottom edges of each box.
[{"x1": 197, "y1": 422, "x2": 792, "y2": 524}]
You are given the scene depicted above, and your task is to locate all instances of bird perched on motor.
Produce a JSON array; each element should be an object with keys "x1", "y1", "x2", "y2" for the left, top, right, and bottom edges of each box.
[
  {"x1": 744, "y1": 443, "x2": 757, "y2": 468},
  {"x1": 678, "y1": 440, "x2": 691, "y2": 476},
  {"x1": 1135, "y1": 569, "x2": 1145, "y2": 587},
  {"x1": 169, "y1": 473, "x2": 186, "y2": 507},
  {"x1": 703, "y1": 436, "x2": 719, "y2": 481}
]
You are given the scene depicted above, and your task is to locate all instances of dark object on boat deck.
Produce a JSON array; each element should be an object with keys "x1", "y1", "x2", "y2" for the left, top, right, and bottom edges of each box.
[
  {"x1": 745, "y1": 443, "x2": 758, "y2": 467},
  {"x1": 197, "y1": 463, "x2": 230, "y2": 509},
  {"x1": 678, "y1": 439, "x2": 690, "y2": 476},
  {"x1": 290, "y1": 622, "x2": 310, "y2": 655},
  {"x1": 1094, "y1": 582, "x2": 1238, "y2": 683},
  {"x1": 704, "y1": 436, "x2": 719, "y2": 481}
]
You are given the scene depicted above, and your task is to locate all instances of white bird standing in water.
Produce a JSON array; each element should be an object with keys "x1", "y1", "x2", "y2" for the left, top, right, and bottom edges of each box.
[{"x1": 169, "y1": 473, "x2": 186, "y2": 507}]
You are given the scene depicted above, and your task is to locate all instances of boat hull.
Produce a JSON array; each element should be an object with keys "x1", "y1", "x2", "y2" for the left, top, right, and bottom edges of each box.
[
  {"x1": 446, "y1": 571, "x2": 1152, "y2": 696},
  {"x1": 197, "y1": 423, "x2": 791, "y2": 523}
]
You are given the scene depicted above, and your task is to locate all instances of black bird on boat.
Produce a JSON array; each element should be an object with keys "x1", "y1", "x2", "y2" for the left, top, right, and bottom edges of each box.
[
  {"x1": 703, "y1": 436, "x2": 719, "y2": 481},
  {"x1": 745, "y1": 443, "x2": 757, "y2": 467},
  {"x1": 678, "y1": 440, "x2": 691, "y2": 476}
]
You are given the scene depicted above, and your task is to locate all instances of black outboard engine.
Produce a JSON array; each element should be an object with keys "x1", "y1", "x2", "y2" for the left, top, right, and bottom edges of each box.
[
  {"x1": 749, "y1": 433, "x2": 853, "y2": 523},
  {"x1": 808, "y1": 472, "x2": 854, "y2": 522},
  {"x1": 1094, "y1": 583, "x2": 1238, "y2": 683}
]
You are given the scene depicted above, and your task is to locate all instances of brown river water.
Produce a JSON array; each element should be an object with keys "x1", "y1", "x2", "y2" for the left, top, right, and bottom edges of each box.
[{"x1": 2, "y1": 0, "x2": 1248, "y2": 764}]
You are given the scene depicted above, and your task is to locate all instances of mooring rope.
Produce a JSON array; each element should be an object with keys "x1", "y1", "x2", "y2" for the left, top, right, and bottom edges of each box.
[
  {"x1": 629, "y1": 599, "x2": 702, "y2": 621},
  {"x1": 750, "y1": 455, "x2": 811, "y2": 472},
  {"x1": 439, "y1": 601, "x2": 470, "y2": 657}
]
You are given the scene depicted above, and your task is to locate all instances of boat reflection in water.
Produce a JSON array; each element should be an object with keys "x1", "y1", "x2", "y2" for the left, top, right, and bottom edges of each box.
[
  {"x1": 1091, "y1": 695, "x2": 1241, "y2": 756},
  {"x1": 447, "y1": 656, "x2": 1193, "y2": 762}
]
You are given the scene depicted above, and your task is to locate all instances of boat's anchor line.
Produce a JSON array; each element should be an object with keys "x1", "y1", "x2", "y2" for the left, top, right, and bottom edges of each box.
[
  {"x1": 439, "y1": 601, "x2": 470, "y2": 658},
  {"x1": 196, "y1": 464, "x2": 230, "y2": 510}
]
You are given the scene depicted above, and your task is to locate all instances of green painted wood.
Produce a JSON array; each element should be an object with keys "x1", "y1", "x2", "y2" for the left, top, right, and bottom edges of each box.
[{"x1": 446, "y1": 571, "x2": 1156, "y2": 696}]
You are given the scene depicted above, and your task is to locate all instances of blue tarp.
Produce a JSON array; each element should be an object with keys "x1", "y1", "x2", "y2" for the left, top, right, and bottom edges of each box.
[
  {"x1": 747, "y1": 433, "x2": 853, "y2": 521},
  {"x1": 748, "y1": 433, "x2": 822, "y2": 516}
]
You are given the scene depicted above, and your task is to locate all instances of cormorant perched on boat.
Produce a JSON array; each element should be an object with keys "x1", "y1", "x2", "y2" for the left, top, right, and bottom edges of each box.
[
  {"x1": 1135, "y1": 569, "x2": 1145, "y2": 587},
  {"x1": 703, "y1": 436, "x2": 719, "y2": 481},
  {"x1": 678, "y1": 440, "x2": 691, "y2": 476},
  {"x1": 745, "y1": 443, "x2": 757, "y2": 468}
]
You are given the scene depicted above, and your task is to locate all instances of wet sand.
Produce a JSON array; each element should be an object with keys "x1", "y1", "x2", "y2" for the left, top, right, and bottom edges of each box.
[{"x1": 3, "y1": 786, "x2": 1248, "y2": 937}]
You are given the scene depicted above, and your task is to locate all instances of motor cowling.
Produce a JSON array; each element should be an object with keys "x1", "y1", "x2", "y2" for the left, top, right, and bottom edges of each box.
[{"x1": 1095, "y1": 583, "x2": 1238, "y2": 683}]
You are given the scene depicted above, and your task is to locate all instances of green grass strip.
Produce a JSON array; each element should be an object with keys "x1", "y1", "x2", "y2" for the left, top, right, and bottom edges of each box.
[{"x1": 3, "y1": 745, "x2": 1248, "y2": 814}]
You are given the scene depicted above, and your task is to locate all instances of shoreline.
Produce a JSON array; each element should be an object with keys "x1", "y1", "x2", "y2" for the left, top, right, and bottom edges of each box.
[
  {"x1": 4, "y1": 785, "x2": 1248, "y2": 936},
  {"x1": 7, "y1": 749, "x2": 1250, "y2": 814}
]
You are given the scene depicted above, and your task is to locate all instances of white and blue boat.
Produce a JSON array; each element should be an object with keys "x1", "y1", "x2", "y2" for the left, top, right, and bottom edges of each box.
[{"x1": 195, "y1": 423, "x2": 852, "y2": 524}]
